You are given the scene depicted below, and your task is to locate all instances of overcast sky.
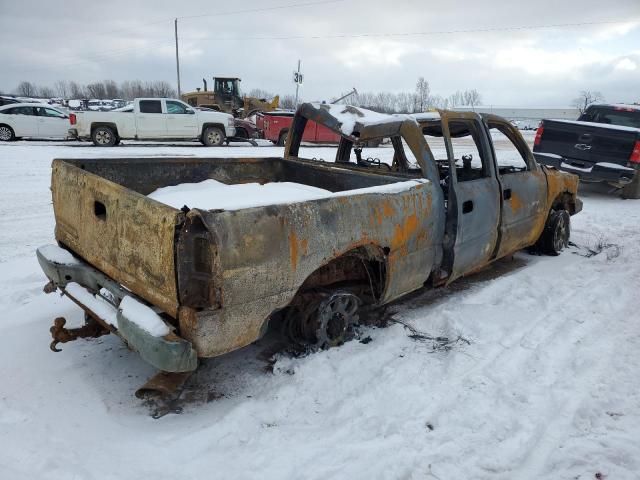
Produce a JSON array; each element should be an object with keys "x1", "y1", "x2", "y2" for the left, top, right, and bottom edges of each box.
[{"x1": 1, "y1": 0, "x2": 639, "y2": 106}]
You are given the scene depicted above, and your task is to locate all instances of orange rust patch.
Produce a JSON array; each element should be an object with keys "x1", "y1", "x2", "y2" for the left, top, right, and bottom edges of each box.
[
  {"x1": 289, "y1": 230, "x2": 299, "y2": 271},
  {"x1": 510, "y1": 192, "x2": 524, "y2": 212},
  {"x1": 382, "y1": 200, "x2": 395, "y2": 218},
  {"x1": 391, "y1": 214, "x2": 419, "y2": 253}
]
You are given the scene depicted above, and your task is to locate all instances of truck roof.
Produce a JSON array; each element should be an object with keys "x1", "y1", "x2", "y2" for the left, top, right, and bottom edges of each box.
[
  {"x1": 591, "y1": 103, "x2": 640, "y2": 112},
  {"x1": 300, "y1": 103, "x2": 422, "y2": 141}
]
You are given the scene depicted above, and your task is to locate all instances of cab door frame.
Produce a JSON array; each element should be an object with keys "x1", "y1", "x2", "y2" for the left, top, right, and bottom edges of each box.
[
  {"x1": 440, "y1": 111, "x2": 502, "y2": 282},
  {"x1": 481, "y1": 114, "x2": 547, "y2": 257}
]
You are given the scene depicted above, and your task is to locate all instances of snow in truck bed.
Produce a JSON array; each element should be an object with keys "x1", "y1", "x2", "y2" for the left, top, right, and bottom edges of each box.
[{"x1": 148, "y1": 178, "x2": 427, "y2": 211}]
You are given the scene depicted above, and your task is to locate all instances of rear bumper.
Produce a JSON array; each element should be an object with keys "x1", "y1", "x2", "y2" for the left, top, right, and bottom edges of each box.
[
  {"x1": 535, "y1": 153, "x2": 637, "y2": 185},
  {"x1": 37, "y1": 244, "x2": 197, "y2": 372}
]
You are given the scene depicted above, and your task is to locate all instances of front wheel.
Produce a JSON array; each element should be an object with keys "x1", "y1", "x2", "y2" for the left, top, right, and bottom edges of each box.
[
  {"x1": 91, "y1": 126, "x2": 117, "y2": 147},
  {"x1": 201, "y1": 126, "x2": 225, "y2": 146},
  {"x1": 277, "y1": 131, "x2": 288, "y2": 147},
  {"x1": 540, "y1": 209, "x2": 570, "y2": 255},
  {"x1": 0, "y1": 125, "x2": 15, "y2": 142}
]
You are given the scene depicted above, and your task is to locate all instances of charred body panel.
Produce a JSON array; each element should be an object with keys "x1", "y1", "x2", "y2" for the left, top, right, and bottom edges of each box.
[{"x1": 178, "y1": 180, "x2": 440, "y2": 357}]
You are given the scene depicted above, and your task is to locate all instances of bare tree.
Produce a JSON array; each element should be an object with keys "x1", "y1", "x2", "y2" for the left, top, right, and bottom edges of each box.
[
  {"x1": 15, "y1": 81, "x2": 37, "y2": 97},
  {"x1": 69, "y1": 81, "x2": 84, "y2": 99},
  {"x1": 573, "y1": 90, "x2": 604, "y2": 114},
  {"x1": 54, "y1": 80, "x2": 70, "y2": 98},
  {"x1": 39, "y1": 86, "x2": 55, "y2": 98},
  {"x1": 147, "y1": 80, "x2": 175, "y2": 98},
  {"x1": 248, "y1": 88, "x2": 274, "y2": 100},
  {"x1": 415, "y1": 77, "x2": 431, "y2": 112},
  {"x1": 463, "y1": 89, "x2": 482, "y2": 107},
  {"x1": 396, "y1": 92, "x2": 416, "y2": 113},
  {"x1": 279, "y1": 94, "x2": 296, "y2": 109},
  {"x1": 103, "y1": 79, "x2": 120, "y2": 99}
]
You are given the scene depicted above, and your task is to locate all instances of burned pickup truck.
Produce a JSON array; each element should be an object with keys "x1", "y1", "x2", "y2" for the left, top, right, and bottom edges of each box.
[{"x1": 37, "y1": 103, "x2": 581, "y2": 391}]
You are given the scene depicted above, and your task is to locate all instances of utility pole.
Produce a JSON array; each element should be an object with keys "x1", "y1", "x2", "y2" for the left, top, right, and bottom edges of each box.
[
  {"x1": 174, "y1": 18, "x2": 181, "y2": 97},
  {"x1": 293, "y1": 59, "x2": 302, "y2": 108}
]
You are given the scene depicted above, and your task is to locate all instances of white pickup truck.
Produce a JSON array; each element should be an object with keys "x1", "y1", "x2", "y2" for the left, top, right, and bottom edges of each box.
[{"x1": 69, "y1": 98, "x2": 236, "y2": 146}]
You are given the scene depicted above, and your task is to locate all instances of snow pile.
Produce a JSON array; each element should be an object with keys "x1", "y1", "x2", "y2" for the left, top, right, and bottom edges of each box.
[
  {"x1": 38, "y1": 244, "x2": 80, "y2": 265},
  {"x1": 65, "y1": 282, "x2": 118, "y2": 327},
  {"x1": 119, "y1": 296, "x2": 170, "y2": 337},
  {"x1": 149, "y1": 178, "x2": 427, "y2": 211}
]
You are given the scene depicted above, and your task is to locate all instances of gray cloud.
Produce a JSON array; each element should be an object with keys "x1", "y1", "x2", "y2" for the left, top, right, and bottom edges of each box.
[{"x1": 1, "y1": 0, "x2": 639, "y2": 106}]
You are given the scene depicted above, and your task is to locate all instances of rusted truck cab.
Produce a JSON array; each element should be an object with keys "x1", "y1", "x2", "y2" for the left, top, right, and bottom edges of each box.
[{"x1": 37, "y1": 103, "x2": 581, "y2": 380}]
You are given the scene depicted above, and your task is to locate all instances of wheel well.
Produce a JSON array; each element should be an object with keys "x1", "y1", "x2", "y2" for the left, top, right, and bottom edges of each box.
[
  {"x1": 298, "y1": 245, "x2": 387, "y2": 303},
  {"x1": 91, "y1": 123, "x2": 118, "y2": 137},
  {"x1": 551, "y1": 191, "x2": 577, "y2": 214},
  {"x1": 201, "y1": 123, "x2": 225, "y2": 137}
]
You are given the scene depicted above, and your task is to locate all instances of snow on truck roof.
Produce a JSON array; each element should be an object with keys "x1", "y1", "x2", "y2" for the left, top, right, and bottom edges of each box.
[{"x1": 302, "y1": 103, "x2": 423, "y2": 139}]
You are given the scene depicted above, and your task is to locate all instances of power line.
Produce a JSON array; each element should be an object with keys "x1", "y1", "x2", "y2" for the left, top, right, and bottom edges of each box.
[
  {"x1": 180, "y1": 18, "x2": 640, "y2": 41},
  {"x1": 177, "y1": 0, "x2": 344, "y2": 20}
]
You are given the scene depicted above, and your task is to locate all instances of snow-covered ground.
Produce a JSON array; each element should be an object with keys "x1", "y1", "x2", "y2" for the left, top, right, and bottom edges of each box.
[{"x1": 1, "y1": 137, "x2": 639, "y2": 479}]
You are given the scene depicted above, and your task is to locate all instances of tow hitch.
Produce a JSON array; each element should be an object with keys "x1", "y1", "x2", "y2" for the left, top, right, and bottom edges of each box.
[{"x1": 49, "y1": 316, "x2": 110, "y2": 352}]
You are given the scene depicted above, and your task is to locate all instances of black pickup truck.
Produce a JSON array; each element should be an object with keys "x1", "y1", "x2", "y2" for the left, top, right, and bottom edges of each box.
[{"x1": 533, "y1": 104, "x2": 640, "y2": 198}]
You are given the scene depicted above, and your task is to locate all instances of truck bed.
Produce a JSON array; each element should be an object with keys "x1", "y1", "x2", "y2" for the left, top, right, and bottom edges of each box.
[{"x1": 51, "y1": 156, "x2": 433, "y2": 325}]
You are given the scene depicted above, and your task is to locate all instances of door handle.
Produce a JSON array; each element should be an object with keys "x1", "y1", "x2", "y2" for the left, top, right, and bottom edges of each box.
[
  {"x1": 462, "y1": 200, "x2": 474, "y2": 214},
  {"x1": 503, "y1": 188, "x2": 512, "y2": 200}
]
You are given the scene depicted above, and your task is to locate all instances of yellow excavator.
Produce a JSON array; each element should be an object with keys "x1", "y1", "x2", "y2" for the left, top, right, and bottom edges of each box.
[{"x1": 182, "y1": 77, "x2": 279, "y2": 118}]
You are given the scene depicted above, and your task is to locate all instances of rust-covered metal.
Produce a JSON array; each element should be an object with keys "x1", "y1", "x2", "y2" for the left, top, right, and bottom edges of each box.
[
  {"x1": 41, "y1": 102, "x2": 582, "y2": 371},
  {"x1": 49, "y1": 316, "x2": 109, "y2": 352}
]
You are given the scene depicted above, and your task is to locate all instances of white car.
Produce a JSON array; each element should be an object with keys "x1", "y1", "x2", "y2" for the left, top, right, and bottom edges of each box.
[
  {"x1": 0, "y1": 103, "x2": 70, "y2": 141},
  {"x1": 69, "y1": 98, "x2": 236, "y2": 146}
]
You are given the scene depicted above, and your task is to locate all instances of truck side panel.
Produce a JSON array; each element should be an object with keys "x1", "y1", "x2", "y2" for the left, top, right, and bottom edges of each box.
[
  {"x1": 178, "y1": 181, "x2": 443, "y2": 357},
  {"x1": 51, "y1": 160, "x2": 183, "y2": 316}
]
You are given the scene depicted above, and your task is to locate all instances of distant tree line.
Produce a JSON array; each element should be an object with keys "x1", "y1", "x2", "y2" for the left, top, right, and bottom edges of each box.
[
  {"x1": 5, "y1": 77, "x2": 483, "y2": 113},
  {"x1": 341, "y1": 78, "x2": 483, "y2": 113},
  {"x1": 8, "y1": 79, "x2": 176, "y2": 100},
  {"x1": 251, "y1": 78, "x2": 483, "y2": 114}
]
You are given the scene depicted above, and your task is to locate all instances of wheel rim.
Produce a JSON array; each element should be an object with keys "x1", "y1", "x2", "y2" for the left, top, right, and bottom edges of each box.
[
  {"x1": 553, "y1": 215, "x2": 568, "y2": 252},
  {"x1": 95, "y1": 129, "x2": 112, "y2": 145},
  {"x1": 315, "y1": 293, "x2": 360, "y2": 348},
  {"x1": 207, "y1": 130, "x2": 222, "y2": 145},
  {"x1": 0, "y1": 126, "x2": 12, "y2": 141}
]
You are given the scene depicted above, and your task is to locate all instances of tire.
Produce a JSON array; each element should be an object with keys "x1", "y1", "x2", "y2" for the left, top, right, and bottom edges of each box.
[
  {"x1": 283, "y1": 290, "x2": 360, "y2": 349},
  {"x1": 201, "y1": 126, "x2": 224, "y2": 146},
  {"x1": 91, "y1": 126, "x2": 117, "y2": 147},
  {"x1": 621, "y1": 172, "x2": 640, "y2": 199},
  {"x1": 0, "y1": 124, "x2": 15, "y2": 142},
  {"x1": 277, "y1": 131, "x2": 288, "y2": 147},
  {"x1": 540, "y1": 209, "x2": 570, "y2": 256}
]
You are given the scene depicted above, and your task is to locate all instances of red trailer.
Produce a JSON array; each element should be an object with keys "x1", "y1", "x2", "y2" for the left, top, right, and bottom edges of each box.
[{"x1": 256, "y1": 111, "x2": 341, "y2": 146}]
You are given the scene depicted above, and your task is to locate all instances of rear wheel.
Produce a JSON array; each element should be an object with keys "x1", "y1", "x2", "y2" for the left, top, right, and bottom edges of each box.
[
  {"x1": 201, "y1": 126, "x2": 224, "y2": 146},
  {"x1": 283, "y1": 290, "x2": 361, "y2": 349},
  {"x1": 277, "y1": 131, "x2": 288, "y2": 147},
  {"x1": 0, "y1": 125, "x2": 15, "y2": 141},
  {"x1": 539, "y1": 209, "x2": 570, "y2": 255},
  {"x1": 91, "y1": 126, "x2": 117, "y2": 147}
]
